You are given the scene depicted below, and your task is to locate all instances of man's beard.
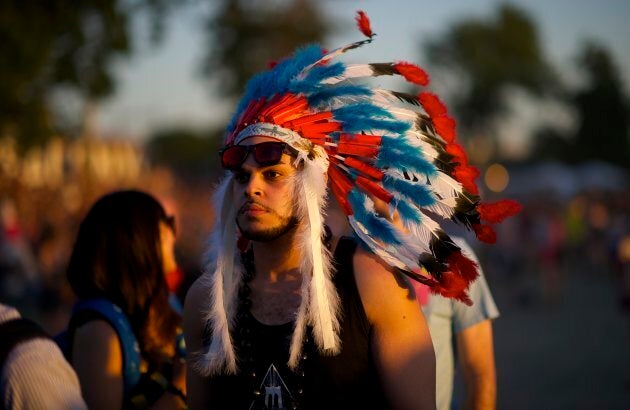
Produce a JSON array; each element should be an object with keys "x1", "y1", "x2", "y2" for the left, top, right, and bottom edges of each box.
[{"x1": 236, "y1": 213, "x2": 299, "y2": 242}]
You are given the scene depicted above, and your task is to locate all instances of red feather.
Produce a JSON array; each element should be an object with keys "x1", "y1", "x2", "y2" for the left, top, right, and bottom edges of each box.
[
  {"x1": 418, "y1": 92, "x2": 447, "y2": 117},
  {"x1": 393, "y1": 62, "x2": 429, "y2": 86},
  {"x1": 356, "y1": 176, "x2": 393, "y2": 203},
  {"x1": 478, "y1": 199, "x2": 522, "y2": 223},
  {"x1": 355, "y1": 11, "x2": 373, "y2": 38},
  {"x1": 446, "y1": 250, "x2": 479, "y2": 284},
  {"x1": 445, "y1": 143, "x2": 468, "y2": 165},
  {"x1": 452, "y1": 164, "x2": 480, "y2": 194},
  {"x1": 472, "y1": 223, "x2": 497, "y2": 244},
  {"x1": 429, "y1": 271, "x2": 472, "y2": 306},
  {"x1": 344, "y1": 157, "x2": 385, "y2": 180},
  {"x1": 330, "y1": 182, "x2": 353, "y2": 216},
  {"x1": 432, "y1": 115, "x2": 456, "y2": 143}
]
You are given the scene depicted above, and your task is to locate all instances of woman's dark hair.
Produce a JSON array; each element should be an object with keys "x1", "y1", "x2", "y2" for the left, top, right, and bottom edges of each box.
[{"x1": 67, "y1": 190, "x2": 180, "y2": 363}]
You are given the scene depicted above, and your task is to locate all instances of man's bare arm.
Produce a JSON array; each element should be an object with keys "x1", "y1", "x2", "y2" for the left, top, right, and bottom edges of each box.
[
  {"x1": 456, "y1": 320, "x2": 496, "y2": 410},
  {"x1": 354, "y1": 247, "x2": 436, "y2": 410}
]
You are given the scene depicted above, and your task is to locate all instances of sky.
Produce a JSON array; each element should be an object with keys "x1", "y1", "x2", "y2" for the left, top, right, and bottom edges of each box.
[{"x1": 95, "y1": 0, "x2": 630, "y2": 148}]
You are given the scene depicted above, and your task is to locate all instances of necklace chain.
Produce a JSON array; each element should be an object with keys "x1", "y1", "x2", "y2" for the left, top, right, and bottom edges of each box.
[{"x1": 235, "y1": 227, "x2": 332, "y2": 409}]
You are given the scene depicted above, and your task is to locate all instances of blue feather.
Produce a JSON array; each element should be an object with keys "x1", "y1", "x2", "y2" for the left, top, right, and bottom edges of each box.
[
  {"x1": 307, "y1": 84, "x2": 371, "y2": 107},
  {"x1": 333, "y1": 103, "x2": 394, "y2": 120},
  {"x1": 383, "y1": 175, "x2": 436, "y2": 206},
  {"x1": 347, "y1": 189, "x2": 401, "y2": 246},
  {"x1": 378, "y1": 136, "x2": 437, "y2": 176},
  {"x1": 289, "y1": 62, "x2": 345, "y2": 95},
  {"x1": 332, "y1": 104, "x2": 409, "y2": 135},
  {"x1": 227, "y1": 45, "x2": 324, "y2": 133},
  {"x1": 344, "y1": 118, "x2": 409, "y2": 135},
  {"x1": 392, "y1": 198, "x2": 423, "y2": 223}
]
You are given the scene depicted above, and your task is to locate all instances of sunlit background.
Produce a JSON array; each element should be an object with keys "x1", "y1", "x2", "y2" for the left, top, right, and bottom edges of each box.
[{"x1": 1, "y1": 1, "x2": 629, "y2": 408}]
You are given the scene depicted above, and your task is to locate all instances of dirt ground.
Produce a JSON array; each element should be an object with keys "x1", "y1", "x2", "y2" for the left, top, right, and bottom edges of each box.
[{"x1": 453, "y1": 268, "x2": 630, "y2": 409}]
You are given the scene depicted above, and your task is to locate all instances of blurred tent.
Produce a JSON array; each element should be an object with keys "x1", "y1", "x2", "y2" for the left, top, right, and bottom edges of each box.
[
  {"x1": 504, "y1": 160, "x2": 629, "y2": 198},
  {"x1": 575, "y1": 160, "x2": 630, "y2": 192}
]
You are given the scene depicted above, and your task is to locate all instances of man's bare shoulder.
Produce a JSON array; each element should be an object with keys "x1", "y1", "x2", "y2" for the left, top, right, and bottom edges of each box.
[
  {"x1": 350, "y1": 244, "x2": 416, "y2": 320},
  {"x1": 351, "y1": 245, "x2": 409, "y2": 288}
]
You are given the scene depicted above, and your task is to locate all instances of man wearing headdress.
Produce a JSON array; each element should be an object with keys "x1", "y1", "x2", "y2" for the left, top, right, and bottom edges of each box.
[{"x1": 184, "y1": 11, "x2": 518, "y2": 410}]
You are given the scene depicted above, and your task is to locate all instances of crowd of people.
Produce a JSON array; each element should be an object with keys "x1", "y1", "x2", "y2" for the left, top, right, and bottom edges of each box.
[{"x1": 480, "y1": 190, "x2": 630, "y2": 310}]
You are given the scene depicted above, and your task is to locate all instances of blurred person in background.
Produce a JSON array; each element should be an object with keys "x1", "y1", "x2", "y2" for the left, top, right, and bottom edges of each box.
[
  {"x1": 417, "y1": 237, "x2": 499, "y2": 410},
  {"x1": 63, "y1": 190, "x2": 187, "y2": 409},
  {"x1": 1, "y1": 302, "x2": 87, "y2": 410},
  {"x1": 0, "y1": 198, "x2": 39, "y2": 314}
]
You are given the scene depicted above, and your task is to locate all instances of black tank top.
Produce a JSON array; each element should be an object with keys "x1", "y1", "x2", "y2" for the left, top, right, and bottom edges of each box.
[{"x1": 205, "y1": 237, "x2": 389, "y2": 409}]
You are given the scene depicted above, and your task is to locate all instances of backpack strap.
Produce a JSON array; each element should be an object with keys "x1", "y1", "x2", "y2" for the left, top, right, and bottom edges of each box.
[
  {"x1": 67, "y1": 298, "x2": 142, "y2": 397},
  {"x1": 0, "y1": 318, "x2": 51, "y2": 367}
]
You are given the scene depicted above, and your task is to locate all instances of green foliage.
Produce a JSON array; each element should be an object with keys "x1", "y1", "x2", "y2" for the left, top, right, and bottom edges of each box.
[
  {"x1": 147, "y1": 127, "x2": 223, "y2": 179},
  {"x1": 201, "y1": 0, "x2": 330, "y2": 99},
  {"x1": 571, "y1": 41, "x2": 629, "y2": 167},
  {"x1": 423, "y1": 4, "x2": 555, "y2": 133},
  {"x1": 531, "y1": 127, "x2": 574, "y2": 162},
  {"x1": 0, "y1": 0, "x2": 185, "y2": 152}
]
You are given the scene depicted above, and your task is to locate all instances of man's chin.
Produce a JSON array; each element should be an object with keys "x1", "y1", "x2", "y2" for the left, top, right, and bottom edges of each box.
[
  {"x1": 240, "y1": 227, "x2": 290, "y2": 242},
  {"x1": 237, "y1": 217, "x2": 299, "y2": 242}
]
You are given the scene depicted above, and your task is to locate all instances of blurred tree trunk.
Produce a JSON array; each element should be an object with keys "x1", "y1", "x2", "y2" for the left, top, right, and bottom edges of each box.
[{"x1": 571, "y1": 42, "x2": 629, "y2": 167}]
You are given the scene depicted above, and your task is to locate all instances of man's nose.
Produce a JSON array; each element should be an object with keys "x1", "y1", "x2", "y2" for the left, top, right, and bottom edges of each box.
[{"x1": 244, "y1": 173, "x2": 263, "y2": 197}]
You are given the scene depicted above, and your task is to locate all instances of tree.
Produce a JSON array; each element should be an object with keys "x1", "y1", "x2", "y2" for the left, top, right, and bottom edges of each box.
[
  {"x1": 147, "y1": 127, "x2": 222, "y2": 180},
  {"x1": 570, "y1": 41, "x2": 629, "y2": 167},
  {"x1": 531, "y1": 127, "x2": 573, "y2": 162},
  {"x1": 200, "y1": 0, "x2": 330, "y2": 100},
  {"x1": 423, "y1": 4, "x2": 556, "y2": 161},
  {"x1": 0, "y1": 0, "x2": 185, "y2": 152}
]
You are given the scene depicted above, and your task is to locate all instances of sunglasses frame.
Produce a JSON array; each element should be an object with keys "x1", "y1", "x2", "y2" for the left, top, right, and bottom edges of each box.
[{"x1": 219, "y1": 141, "x2": 299, "y2": 170}]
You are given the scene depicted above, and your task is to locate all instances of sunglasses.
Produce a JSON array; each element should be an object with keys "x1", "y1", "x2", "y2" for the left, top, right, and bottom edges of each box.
[{"x1": 219, "y1": 141, "x2": 298, "y2": 171}]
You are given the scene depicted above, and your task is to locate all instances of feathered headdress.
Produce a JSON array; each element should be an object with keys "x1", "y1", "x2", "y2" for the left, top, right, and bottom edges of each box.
[{"x1": 198, "y1": 10, "x2": 521, "y2": 376}]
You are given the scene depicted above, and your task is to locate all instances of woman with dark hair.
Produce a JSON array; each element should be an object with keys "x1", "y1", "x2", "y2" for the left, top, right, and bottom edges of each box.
[{"x1": 66, "y1": 190, "x2": 186, "y2": 409}]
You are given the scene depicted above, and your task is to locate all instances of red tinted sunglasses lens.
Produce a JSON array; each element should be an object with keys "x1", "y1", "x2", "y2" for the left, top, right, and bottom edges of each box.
[
  {"x1": 220, "y1": 142, "x2": 288, "y2": 170},
  {"x1": 253, "y1": 142, "x2": 286, "y2": 166},
  {"x1": 221, "y1": 145, "x2": 248, "y2": 170}
]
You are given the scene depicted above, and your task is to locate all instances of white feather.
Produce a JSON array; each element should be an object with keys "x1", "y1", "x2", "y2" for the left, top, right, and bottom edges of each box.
[
  {"x1": 321, "y1": 64, "x2": 378, "y2": 85},
  {"x1": 289, "y1": 153, "x2": 340, "y2": 368},
  {"x1": 400, "y1": 131, "x2": 439, "y2": 159},
  {"x1": 298, "y1": 39, "x2": 372, "y2": 79},
  {"x1": 349, "y1": 216, "x2": 410, "y2": 269},
  {"x1": 429, "y1": 171, "x2": 465, "y2": 200},
  {"x1": 195, "y1": 176, "x2": 242, "y2": 376}
]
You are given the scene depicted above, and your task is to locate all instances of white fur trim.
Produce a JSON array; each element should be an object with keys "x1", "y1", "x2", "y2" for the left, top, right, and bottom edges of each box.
[
  {"x1": 288, "y1": 158, "x2": 340, "y2": 368},
  {"x1": 195, "y1": 175, "x2": 243, "y2": 375}
]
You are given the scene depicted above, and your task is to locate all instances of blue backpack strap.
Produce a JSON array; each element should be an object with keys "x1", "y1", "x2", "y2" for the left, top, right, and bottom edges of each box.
[
  {"x1": 168, "y1": 293, "x2": 186, "y2": 359},
  {"x1": 175, "y1": 328, "x2": 186, "y2": 359},
  {"x1": 168, "y1": 292, "x2": 183, "y2": 315},
  {"x1": 71, "y1": 298, "x2": 141, "y2": 397}
]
